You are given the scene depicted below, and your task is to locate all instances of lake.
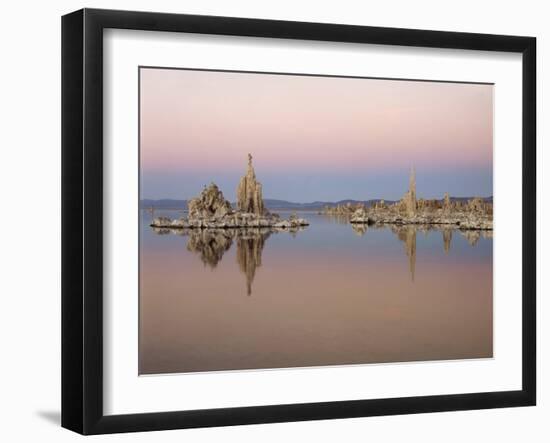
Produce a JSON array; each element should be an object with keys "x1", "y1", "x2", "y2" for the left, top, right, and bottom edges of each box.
[{"x1": 139, "y1": 210, "x2": 493, "y2": 375}]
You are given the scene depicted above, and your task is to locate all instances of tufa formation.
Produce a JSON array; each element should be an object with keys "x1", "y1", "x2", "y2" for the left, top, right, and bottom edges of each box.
[
  {"x1": 151, "y1": 154, "x2": 308, "y2": 230},
  {"x1": 322, "y1": 168, "x2": 492, "y2": 230},
  {"x1": 236, "y1": 153, "x2": 265, "y2": 215}
]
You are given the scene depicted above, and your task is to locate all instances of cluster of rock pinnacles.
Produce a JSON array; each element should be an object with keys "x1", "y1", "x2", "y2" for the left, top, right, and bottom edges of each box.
[
  {"x1": 151, "y1": 154, "x2": 307, "y2": 295},
  {"x1": 325, "y1": 168, "x2": 493, "y2": 231},
  {"x1": 152, "y1": 153, "x2": 308, "y2": 229},
  {"x1": 151, "y1": 156, "x2": 493, "y2": 293},
  {"x1": 186, "y1": 154, "x2": 265, "y2": 221}
]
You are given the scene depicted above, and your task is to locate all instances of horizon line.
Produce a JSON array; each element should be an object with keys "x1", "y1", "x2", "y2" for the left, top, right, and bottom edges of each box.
[{"x1": 140, "y1": 195, "x2": 494, "y2": 204}]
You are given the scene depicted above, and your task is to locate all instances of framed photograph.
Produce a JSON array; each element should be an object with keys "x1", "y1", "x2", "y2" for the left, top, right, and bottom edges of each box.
[{"x1": 62, "y1": 8, "x2": 536, "y2": 435}]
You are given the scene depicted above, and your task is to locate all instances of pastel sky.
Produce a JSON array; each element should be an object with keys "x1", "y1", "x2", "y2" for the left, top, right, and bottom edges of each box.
[{"x1": 140, "y1": 68, "x2": 493, "y2": 202}]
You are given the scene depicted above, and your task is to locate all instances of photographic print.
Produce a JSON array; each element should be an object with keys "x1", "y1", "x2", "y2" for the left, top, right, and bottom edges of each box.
[{"x1": 139, "y1": 67, "x2": 493, "y2": 375}]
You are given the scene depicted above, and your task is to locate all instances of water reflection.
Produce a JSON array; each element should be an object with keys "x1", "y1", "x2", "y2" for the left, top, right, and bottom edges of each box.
[
  {"x1": 351, "y1": 223, "x2": 367, "y2": 236},
  {"x1": 235, "y1": 231, "x2": 270, "y2": 295},
  {"x1": 323, "y1": 214, "x2": 354, "y2": 225},
  {"x1": 395, "y1": 226, "x2": 417, "y2": 282},
  {"x1": 351, "y1": 223, "x2": 491, "y2": 282},
  {"x1": 142, "y1": 213, "x2": 493, "y2": 374},
  {"x1": 152, "y1": 221, "x2": 492, "y2": 292},
  {"x1": 152, "y1": 226, "x2": 305, "y2": 295},
  {"x1": 442, "y1": 229, "x2": 453, "y2": 254},
  {"x1": 186, "y1": 229, "x2": 234, "y2": 268}
]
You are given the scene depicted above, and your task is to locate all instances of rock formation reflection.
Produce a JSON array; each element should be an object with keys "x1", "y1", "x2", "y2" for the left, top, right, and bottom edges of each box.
[
  {"x1": 153, "y1": 220, "x2": 489, "y2": 289},
  {"x1": 186, "y1": 229, "x2": 234, "y2": 268},
  {"x1": 461, "y1": 230, "x2": 480, "y2": 246},
  {"x1": 235, "y1": 230, "x2": 270, "y2": 295},
  {"x1": 442, "y1": 228, "x2": 453, "y2": 254},
  {"x1": 351, "y1": 223, "x2": 367, "y2": 236},
  {"x1": 351, "y1": 223, "x2": 490, "y2": 282},
  {"x1": 152, "y1": 226, "x2": 304, "y2": 295},
  {"x1": 393, "y1": 225, "x2": 417, "y2": 282}
]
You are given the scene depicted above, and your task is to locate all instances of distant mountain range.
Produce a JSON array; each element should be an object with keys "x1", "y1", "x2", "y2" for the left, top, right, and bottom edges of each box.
[{"x1": 140, "y1": 196, "x2": 492, "y2": 211}]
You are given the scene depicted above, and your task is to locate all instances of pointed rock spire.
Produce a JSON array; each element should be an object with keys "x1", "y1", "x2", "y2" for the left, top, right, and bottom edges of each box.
[
  {"x1": 443, "y1": 192, "x2": 451, "y2": 213},
  {"x1": 409, "y1": 166, "x2": 416, "y2": 196},
  {"x1": 236, "y1": 153, "x2": 265, "y2": 215},
  {"x1": 399, "y1": 166, "x2": 417, "y2": 216}
]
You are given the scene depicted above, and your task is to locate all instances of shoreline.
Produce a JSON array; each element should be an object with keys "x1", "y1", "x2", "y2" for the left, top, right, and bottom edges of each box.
[
  {"x1": 348, "y1": 212, "x2": 493, "y2": 231},
  {"x1": 349, "y1": 217, "x2": 493, "y2": 231},
  {"x1": 150, "y1": 214, "x2": 309, "y2": 230}
]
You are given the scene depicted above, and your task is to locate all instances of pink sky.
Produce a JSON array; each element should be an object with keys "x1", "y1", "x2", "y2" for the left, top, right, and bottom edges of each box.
[{"x1": 139, "y1": 68, "x2": 493, "y2": 201}]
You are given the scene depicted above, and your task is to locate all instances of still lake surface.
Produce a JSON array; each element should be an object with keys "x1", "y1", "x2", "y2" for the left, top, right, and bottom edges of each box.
[{"x1": 139, "y1": 210, "x2": 493, "y2": 375}]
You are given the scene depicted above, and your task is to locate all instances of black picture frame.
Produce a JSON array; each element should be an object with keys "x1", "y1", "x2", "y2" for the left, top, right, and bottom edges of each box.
[{"x1": 62, "y1": 8, "x2": 536, "y2": 435}]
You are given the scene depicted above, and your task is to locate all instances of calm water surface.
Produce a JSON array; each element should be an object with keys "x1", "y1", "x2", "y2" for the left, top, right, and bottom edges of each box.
[{"x1": 139, "y1": 210, "x2": 493, "y2": 374}]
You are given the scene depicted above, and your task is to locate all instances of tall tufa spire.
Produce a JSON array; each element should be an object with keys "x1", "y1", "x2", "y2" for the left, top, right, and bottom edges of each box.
[
  {"x1": 402, "y1": 166, "x2": 417, "y2": 216},
  {"x1": 409, "y1": 166, "x2": 416, "y2": 196},
  {"x1": 236, "y1": 153, "x2": 265, "y2": 215}
]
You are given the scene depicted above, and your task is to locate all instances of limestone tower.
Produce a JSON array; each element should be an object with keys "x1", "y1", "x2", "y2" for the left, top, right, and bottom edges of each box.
[
  {"x1": 443, "y1": 192, "x2": 451, "y2": 213},
  {"x1": 409, "y1": 167, "x2": 416, "y2": 200},
  {"x1": 403, "y1": 167, "x2": 417, "y2": 216},
  {"x1": 236, "y1": 153, "x2": 265, "y2": 215}
]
